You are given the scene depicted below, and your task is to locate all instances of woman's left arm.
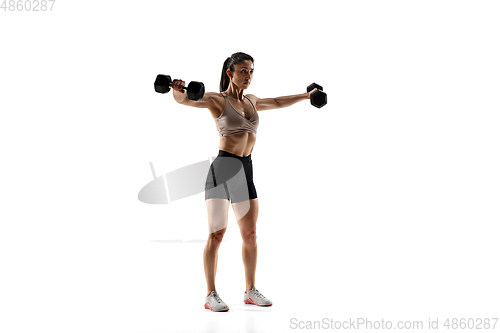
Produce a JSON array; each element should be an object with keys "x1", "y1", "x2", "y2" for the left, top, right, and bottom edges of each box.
[{"x1": 247, "y1": 89, "x2": 317, "y2": 111}]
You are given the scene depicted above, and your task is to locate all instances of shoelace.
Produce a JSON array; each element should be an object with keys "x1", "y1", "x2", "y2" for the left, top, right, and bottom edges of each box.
[
  {"x1": 253, "y1": 289, "x2": 265, "y2": 299},
  {"x1": 211, "y1": 292, "x2": 223, "y2": 303}
]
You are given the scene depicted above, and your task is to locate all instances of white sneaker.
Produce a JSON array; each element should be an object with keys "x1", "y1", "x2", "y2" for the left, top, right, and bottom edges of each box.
[
  {"x1": 243, "y1": 286, "x2": 273, "y2": 306},
  {"x1": 204, "y1": 291, "x2": 230, "y2": 312}
]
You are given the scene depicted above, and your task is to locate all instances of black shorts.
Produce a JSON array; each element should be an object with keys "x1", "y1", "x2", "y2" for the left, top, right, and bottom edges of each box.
[{"x1": 205, "y1": 150, "x2": 258, "y2": 203}]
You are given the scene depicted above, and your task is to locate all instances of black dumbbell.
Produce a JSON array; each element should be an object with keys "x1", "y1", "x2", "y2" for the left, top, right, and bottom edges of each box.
[
  {"x1": 154, "y1": 74, "x2": 205, "y2": 101},
  {"x1": 307, "y1": 83, "x2": 327, "y2": 108}
]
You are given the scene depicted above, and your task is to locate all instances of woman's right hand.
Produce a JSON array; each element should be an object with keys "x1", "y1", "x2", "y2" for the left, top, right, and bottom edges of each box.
[{"x1": 171, "y1": 79, "x2": 186, "y2": 93}]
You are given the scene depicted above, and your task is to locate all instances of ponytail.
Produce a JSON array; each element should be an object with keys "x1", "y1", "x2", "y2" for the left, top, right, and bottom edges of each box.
[
  {"x1": 219, "y1": 57, "x2": 232, "y2": 92},
  {"x1": 219, "y1": 52, "x2": 254, "y2": 92}
]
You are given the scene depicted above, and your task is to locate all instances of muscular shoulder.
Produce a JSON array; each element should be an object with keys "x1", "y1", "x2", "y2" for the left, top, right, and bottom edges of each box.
[
  {"x1": 205, "y1": 92, "x2": 225, "y2": 118},
  {"x1": 203, "y1": 91, "x2": 224, "y2": 100},
  {"x1": 245, "y1": 94, "x2": 259, "y2": 106},
  {"x1": 209, "y1": 92, "x2": 225, "y2": 110}
]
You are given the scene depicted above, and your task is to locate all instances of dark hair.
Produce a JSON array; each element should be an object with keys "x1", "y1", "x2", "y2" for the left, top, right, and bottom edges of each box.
[{"x1": 219, "y1": 52, "x2": 254, "y2": 92}]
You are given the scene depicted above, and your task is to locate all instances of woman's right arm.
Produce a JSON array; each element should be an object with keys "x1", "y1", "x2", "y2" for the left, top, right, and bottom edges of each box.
[{"x1": 171, "y1": 79, "x2": 217, "y2": 109}]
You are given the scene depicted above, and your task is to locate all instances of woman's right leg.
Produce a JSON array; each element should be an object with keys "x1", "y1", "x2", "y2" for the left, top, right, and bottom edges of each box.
[{"x1": 204, "y1": 198, "x2": 230, "y2": 296}]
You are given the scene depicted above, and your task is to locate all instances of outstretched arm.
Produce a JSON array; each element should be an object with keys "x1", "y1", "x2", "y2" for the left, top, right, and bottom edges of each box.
[
  {"x1": 247, "y1": 89, "x2": 317, "y2": 111},
  {"x1": 171, "y1": 79, "x2": 216, "y2": 109}
]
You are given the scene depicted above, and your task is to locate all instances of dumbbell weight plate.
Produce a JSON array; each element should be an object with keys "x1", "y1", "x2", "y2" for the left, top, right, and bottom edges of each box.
[
  {"x1": 307, "y1": 82, "x2": 327, "y2": 108},
  {"x1": 310, "y1": 89, "x2": 327, "y2": 108},
  {"x1": 154, "y1": 74, "x2": 172, "y2": 94},
  {"x1": 186, "y1": 81, "x2": 205, "y2": 101},
  {"x1": 307, "y1": 83, "x2": 323, "y2": 93}
]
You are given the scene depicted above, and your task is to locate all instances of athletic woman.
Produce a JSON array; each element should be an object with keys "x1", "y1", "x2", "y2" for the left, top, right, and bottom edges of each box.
[{"x1": 171, "y1": 52, "x2": 318, "y2": 312}]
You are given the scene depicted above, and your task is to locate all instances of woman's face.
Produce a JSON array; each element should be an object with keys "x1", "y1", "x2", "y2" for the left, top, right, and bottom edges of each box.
[{"x1": 228, "y1": 60, "x2": 254, "y2": 90}]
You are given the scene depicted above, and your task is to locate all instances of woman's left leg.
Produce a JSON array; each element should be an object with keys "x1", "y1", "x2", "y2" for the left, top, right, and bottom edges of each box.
[{"x1": 232, "y1": 198, "x2": 259, "y2": 293}]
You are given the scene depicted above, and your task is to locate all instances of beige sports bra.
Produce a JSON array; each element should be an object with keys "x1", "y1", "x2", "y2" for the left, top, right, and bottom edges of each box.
[{"x1": 214, "y1": 92, "x2": 259, "y2": 137}]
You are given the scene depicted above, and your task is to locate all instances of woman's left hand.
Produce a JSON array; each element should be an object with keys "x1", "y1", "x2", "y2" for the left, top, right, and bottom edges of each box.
[{"x1": 306, "y1": 88, "x2": 317, "y2": 99}]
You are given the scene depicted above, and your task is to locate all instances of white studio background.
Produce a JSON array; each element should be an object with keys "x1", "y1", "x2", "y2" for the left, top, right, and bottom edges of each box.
[{"x1": 1, "y1": 0, "x2": 499, "y2": 332}]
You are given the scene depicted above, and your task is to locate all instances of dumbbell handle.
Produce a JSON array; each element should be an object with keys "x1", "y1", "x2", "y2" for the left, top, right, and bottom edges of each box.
[
  {"x1": 171, "y1": 82, "x2": 188, "y2": 92},
  {"x1": 167, "y1": 77, "x2": 197, "y2": 92}
]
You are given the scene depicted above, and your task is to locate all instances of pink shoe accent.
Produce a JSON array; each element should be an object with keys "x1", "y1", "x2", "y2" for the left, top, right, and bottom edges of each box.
[
  {"x1": 204, "y1": 301, "x2": 229, "y2": 312},
  {"x1": 244, "y1": 298, "x2": 272, "y2": 306}
]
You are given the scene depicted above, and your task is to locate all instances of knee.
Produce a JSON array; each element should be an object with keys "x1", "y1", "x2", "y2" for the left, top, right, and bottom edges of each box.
[
  {"x1": 208, "y1": 229, "x2": 226, "y2": 245},
  {"x1": 242, "y1": 230, "x2": 257, "y2": 245}
]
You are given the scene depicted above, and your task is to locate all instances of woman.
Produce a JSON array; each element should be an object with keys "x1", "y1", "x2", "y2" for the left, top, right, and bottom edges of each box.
[{"x1": 171, "y1": 52, "x2": 317, "y2": 312}]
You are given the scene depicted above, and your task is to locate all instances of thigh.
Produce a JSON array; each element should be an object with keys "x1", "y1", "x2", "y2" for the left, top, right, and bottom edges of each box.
[
  {"x1": 232, "y1": 198, "x2": 259, "y2": 231},
  {"x1": 206, "y1": 198, "x2": 230, "y2": 234}
]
